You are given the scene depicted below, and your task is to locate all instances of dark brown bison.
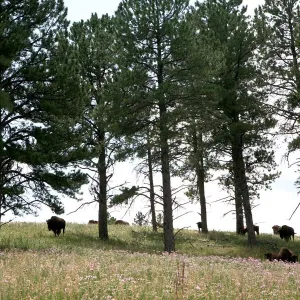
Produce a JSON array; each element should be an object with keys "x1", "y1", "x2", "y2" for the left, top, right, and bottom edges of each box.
[
  {"x1": 115, "y1": 220, "x2": 130, "y2": 225},
  {"x1": 196, "y1": 222, "x2": 202, "y2": 233},
  {"x1": 242, "y1": 225, "x2": 259, "y2": 235},
  {"x1": 272, "y1": 225, "x2": 281, "y2": 235},
  {"x1": 46, "y1": 216, "x2": 66, "y2": 237},
  {"x1": 278, "y1": 225, "x2": 295, "y2": 242},
  {"x1": 88, "y1": 220, "x2": 98, "y2": 224},
  {"x1": 264, "y1": 247, "x2": 298, "y2": 263},
  {"x1": 264, "y1": 252, "x2": 279, "y2": 261}
]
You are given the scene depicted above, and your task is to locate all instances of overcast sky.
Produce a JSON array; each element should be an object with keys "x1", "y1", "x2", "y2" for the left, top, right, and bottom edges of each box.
[
  {"x1": 16, "y1": 0, "x2": 300, "y2": 235},
  {"x1": 64, "y1": 0, "x2": 265, "y2": 20}
]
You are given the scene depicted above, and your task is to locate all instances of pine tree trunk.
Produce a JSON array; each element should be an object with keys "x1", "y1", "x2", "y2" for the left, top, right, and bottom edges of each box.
[
  {"x1": 98, "y1": 130, "x2": 108, "y2": 240},
  {"x1": 159, "y1": 97, "x2": 175, "y2": 253},
  {"x1": 232, "y1": 135, "x2": 256, "y2": 246},
  {"x1": 157, "y1": 30, "x2": 174, "y2": 252},
  {"x1": 235, "y1": 188, "x2": 244, "y2": 234},
  {"x1": 160, "y1": 142, "x2": 174, "y2": 252},
  {"x1": 197, "y1": 163, "x2": 208, "y2": 233},
  {"x1": 147, "y1": 144, "x2": 157, "y2": 232},
  {"x1": 192, "y1": 130, "x2": 208, "y2": 233}
]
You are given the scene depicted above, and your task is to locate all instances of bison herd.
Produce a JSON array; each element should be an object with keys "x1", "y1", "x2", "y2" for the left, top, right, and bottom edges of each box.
[
  {"x1": 46, "y1": 216, "x2": 130, "y2": 237},
  {"x1": 47, "y1": 216, "x2": 298, "y2": 263},
  {"x1": 196, "y1": 222, "x2": 298, "y2": 263},
  {"x1": 196, "y1": 223, "x2": 295, "y2": 242},
  {"x1": 88, "y1": 219, "x2": 130, "y2": 226}
]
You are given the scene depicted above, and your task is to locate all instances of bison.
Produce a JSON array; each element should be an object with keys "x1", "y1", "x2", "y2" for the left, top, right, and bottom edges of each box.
[
  {"x1": 264, "y1": 252, "x2": 279, "y2": 261},
  {"x1": 196, "y1": 222, "x2": 202, "y2": 233},
  {"x1": 88, "y1": 220, "x2": 98, "y2": 224},
  {"x1": 278, "y1": 225, "x2": 295, "y2": 242},
  {"x1": 115, "y1": 220, "x2": 130, "y2": 226},
  {"x1": 272, "y1": 225, "x2": 281, "y2": 235},
  {"x1": 241, "y1": 225, "x2": 259, "y2": 235},
  {"x1": 264, "y1": 247, "x2": 298, "y2": 263},
  {"x1": 46, "y1": 216, "x2": 66, "y2": 237}
]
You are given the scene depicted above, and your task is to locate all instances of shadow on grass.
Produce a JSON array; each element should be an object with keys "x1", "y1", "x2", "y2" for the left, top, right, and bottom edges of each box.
[{"x1": 1, "y1": 223, "x2": 300, "y2": 260}]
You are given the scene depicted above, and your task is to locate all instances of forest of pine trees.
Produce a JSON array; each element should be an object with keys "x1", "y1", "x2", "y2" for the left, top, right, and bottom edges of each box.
[{"x1": 1, "y1": 0, "x2": 300, "y2": 251}]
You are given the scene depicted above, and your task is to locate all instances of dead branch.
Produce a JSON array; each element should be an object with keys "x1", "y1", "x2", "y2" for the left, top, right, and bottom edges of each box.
[
  {"x1": 174, "y1": 226, "x2": 191, "y2": 237},
  {"x1": 173, "y1": 211, "x2": 193, "y2": 221},
  {"x1": 289, "y1": 202, "x2": 300, "y2": 220},
  {"x1": 0, "y1": 218, "x2": 15, "y2": 227},
  {"x1": 67, "y1": 200, "x2": 97, "y2": 215}
]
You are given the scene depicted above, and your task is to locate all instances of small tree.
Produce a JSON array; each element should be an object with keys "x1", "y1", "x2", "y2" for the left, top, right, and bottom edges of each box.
[
  {"x1": 134, "y1": 211, "x2": 148, "y2": 226},
  {"x1": 156, "y1": 213, "x2": 163, "y2": 228},
  {"x1": 107, "y1": 213, "x2": 117, "y2": 225}
]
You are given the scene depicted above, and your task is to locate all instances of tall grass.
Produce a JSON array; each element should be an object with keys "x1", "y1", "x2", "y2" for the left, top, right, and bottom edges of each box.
[{"x1": 0, "y1": 222, "x2": 300, "y2": 299}]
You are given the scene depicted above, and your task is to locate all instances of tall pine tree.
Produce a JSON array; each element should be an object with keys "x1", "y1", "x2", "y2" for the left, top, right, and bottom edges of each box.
[
  {"x1": 67, "y1": 14, "x2": 129, "y2": 240},
  {"x1": 191, "y1": 0, "x2": 278, "y2": 245},
  {"x1": 114, "y1": 0, "x2": 190, "y2": 252}
]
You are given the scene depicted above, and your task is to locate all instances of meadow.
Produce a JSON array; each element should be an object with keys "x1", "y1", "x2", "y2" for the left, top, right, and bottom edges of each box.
[{"x1": 0, "y1": 222, "x2": 300, "y2": 299}]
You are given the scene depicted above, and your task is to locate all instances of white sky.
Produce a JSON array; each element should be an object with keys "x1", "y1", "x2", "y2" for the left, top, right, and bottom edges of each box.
[{"x1": 15, "y1": 0, "x2": 300, "y2": 235}]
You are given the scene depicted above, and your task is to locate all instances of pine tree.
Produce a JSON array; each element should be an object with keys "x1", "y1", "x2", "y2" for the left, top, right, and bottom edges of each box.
[
  {"x1": 66, "y1": 13, "x2": 128, "y2": 240},
  {"x1": 255, "y1": 0, "x2": 300, "y2": 189},
  {"x1": 114, "y1": 0, "x2": 190, "y2": 252},
  {"x1": 191, "y1": 0, "x2": 278, "y2": 245},
  {"x1": 167, "y1": 4, "x2": 225, "y2": 235},
  {"x1": 0, "y1": 0, "x2": 88, "y2": 222}
]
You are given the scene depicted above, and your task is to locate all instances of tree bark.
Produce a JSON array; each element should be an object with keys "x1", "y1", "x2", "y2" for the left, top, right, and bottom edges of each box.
[
  {"x1": 98, "y1": 129, "x2": 108, "y2": 240},
  {"x1": 192, "y1": 129, "x2": 208, "y2": 233},
  {"x1": 157, "y1": 21, "x2": 175, "y2": 252},
  {"x1": 197, "y1": 159, "x2": 208, "y2": 233},
  {"x1": 159, "y1": 107, "x2": 175, "y2": 252},
  {"x1": 147, "y1": 141, "x2": 157, "y2": 232},
  {"x1": 232, "y1": 134, "x2": 256, "y2": 246},
  {"x1": 235, "y1": 187, "x2": 244, "y2": 234},
  {"x1": 158, "y1": 80, "x2": 174, "y2": 252}
]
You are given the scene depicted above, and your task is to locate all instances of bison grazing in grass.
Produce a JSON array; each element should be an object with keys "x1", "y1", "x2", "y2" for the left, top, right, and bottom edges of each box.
[
  {"x1": 264, "y1": 252, "x2": 279, "y2": 261},
  {"x1": 241, "y1": 225, "x2": 259, "y2": 235},
  {"x1": 88, "y1": 220, "x2": 98, "y2": 224},
  {"x1": 278, "y1": 225, "x2": 295, "y2": 242},
  {"x1": 115, "y1": 220, "x2": 130, "y2": 226},
  {"x1": 272, "y1": 225, "x2": 281, "y2": 235},
  {"x1": 264, "y1": 247, "x2": 298, "y2": 263},
  {"x1": 46, "y1": 216, "x2": 66, "y2": 237}
]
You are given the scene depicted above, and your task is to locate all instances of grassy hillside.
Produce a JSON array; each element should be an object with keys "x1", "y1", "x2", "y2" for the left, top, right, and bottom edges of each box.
[{"x1": 0, "y1": 222, "x2": 300, "y2": 299}]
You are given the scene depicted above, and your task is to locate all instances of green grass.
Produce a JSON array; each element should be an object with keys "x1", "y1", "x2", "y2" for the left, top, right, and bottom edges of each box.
[{"x1": 0, "y1": 222, "x2": 300, "y2": 299}]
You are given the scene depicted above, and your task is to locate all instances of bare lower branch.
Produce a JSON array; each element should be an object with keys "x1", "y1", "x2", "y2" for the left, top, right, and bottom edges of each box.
[
  {"x1": 173, "y1": 211, "x2": 193, "y2": 221},
  {"x1": 289, "y1": 202, "x2": 300, "y2": 220},
  {"x1": 67, "y1": 200, "x2": 97, "y2": 215}
]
